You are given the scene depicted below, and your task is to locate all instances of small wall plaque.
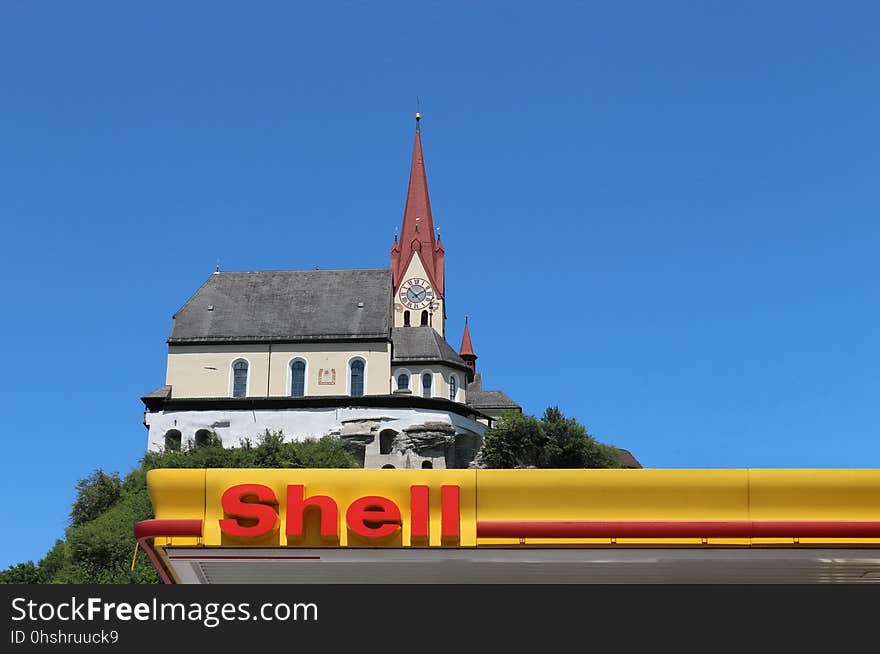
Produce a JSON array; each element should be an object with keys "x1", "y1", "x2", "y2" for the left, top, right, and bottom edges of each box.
[{"x1": 318, "y1": 368, "x2": 337, "y2": 385}]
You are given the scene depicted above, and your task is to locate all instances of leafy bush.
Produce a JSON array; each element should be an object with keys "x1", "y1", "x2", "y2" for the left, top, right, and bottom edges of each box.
[
  {"x1": 480, "y1": 406, "x2": 621, "y2": 469},
  {"x1": 70, "y1": 470, "x2": 122, "y2": 527}
]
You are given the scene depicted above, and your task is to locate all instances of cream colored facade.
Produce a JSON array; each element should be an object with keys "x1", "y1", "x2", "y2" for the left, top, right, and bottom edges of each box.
[
  {"x1": 166, "y1": 343, "x2": 466, "y2": 403},
  {"x1": 392, "y1": 364, "x2": 465, "y2": 403},
  {"x1": 167, "y1": 342, "x2": 393, "y2": 399},
  {"x1": 392, "y1": 252, "x2": 445, "y2": 338}
]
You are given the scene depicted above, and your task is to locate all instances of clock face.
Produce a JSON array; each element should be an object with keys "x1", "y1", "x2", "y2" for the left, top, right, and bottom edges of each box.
[{"x1": 399, "y1": 277, "x2": 435, "y2": 310}]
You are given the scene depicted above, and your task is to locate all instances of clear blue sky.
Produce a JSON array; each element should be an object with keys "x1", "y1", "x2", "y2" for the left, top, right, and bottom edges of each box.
[{"x1": 1, "y1": 2, "x2": 878, "y2": 568}]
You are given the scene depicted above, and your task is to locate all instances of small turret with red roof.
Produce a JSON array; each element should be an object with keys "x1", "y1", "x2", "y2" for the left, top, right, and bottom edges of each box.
[{"x1": 459, "y1": 316, "x2": 477, "y2": 383}]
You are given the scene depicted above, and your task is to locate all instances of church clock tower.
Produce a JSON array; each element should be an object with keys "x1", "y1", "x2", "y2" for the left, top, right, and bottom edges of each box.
[{"x1": 390, "y1": 113, "x2": 446, "y2": 337}]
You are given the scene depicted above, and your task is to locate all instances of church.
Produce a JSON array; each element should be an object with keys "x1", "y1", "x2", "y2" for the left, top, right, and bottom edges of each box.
[{"x1": 141, "y1": 115, "x2": 521, "y2": 469}]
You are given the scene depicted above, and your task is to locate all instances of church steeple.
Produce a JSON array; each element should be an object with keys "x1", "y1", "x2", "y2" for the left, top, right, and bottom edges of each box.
[{"x1": 391, "y1": 114, "x2": 444, "y2": 296}]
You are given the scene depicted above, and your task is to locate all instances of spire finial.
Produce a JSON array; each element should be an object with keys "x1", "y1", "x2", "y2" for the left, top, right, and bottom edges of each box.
[
  {"x1": 394, "y1": 226, "x2": 398, "y2": 243},
  {"x1": 215, "y1": 258, "x2": 221, "y2": 273},
  {"x1": 415, "y1": 97, "x2": 421, "y2": 132}
]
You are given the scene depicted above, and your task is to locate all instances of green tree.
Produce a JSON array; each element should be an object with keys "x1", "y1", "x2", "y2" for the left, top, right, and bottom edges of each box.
[
  {"x1": 0, "y1": 562, "x2": 43, "y2": 584},
  {"x1": 70, "y1": 470, "x2": 122, "y2": 527},
  {"x1": 1, "y1": 432, "x2": 356, "y2": 584},
  {"x1": 479, "y1": 406, "x2": 621, "y2": 469}
]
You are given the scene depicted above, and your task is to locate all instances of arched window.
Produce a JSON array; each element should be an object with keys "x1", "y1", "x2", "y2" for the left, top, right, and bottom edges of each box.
[
  {"x1": 420, "y1": 310, "x2": 429, "y2": 326},
  {"x1": 290, "y1": 359, "x2": 306, "y2": 397},
  {"x1": 449, "y1": 374, "x2": 458, "y2": 401},
  {"x1": 403, "y1": 310, "x2": 411, "y2": 326},
  {"x1": 382, "y1": 464, "x2": 396, "y2": 469},
  {"x1": 422, "y1": 372, "x2": 433, "y2": 398},
  {"x1": 397, "y1": 372, "x2": 410, "y2": 391},
  {"x1": 231, "y1": 359, "x2": 248, "y2": 398},
  {"x1": 195, "y1": 429, "x2": 215, "y2": 447},
  {"x1": 421, "y1": 460, "x2": 433, "y2": 469},
  {"x1": 164, "y1": 429, "x2": 182, "y2": 452},
  {"x1": 350, "y1": 359, "x2": 365, "y2": 397}
]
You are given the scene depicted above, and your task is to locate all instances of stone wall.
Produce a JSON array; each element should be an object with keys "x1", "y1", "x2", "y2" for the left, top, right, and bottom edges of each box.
[{"x1": 144, "y1": 405, "x2": 486, "y2": 469}]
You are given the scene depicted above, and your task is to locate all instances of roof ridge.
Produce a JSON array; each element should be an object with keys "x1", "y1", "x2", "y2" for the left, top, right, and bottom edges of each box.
[{"x1": 213, "y1": 267, "x2": 392, "y2": 274}]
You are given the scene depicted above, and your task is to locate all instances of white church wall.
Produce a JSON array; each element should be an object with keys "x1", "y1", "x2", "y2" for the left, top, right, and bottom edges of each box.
[{"x1": 144, "y1": 405, "x2": 486, "y2": 469}]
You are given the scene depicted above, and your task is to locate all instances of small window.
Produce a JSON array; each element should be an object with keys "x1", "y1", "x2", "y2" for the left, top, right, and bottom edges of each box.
[
  {"x1": 420, "y1": 310, "x2": 429, "y2": 326},
  {"x1": 290, "y1": 360, "x2": 306, "y2": 397},
  {"x1": 422, "y1": 372, "x2": 433, "y2": 398},
  {"x1": 449, "y1": 375, "x2": 457, "y2": 401},
  {"x1": 350, "y1": 359, "x2": 365, "y2": 397},
  {"x1": 232, "y1": 359, "x2": 248, "y2": 398},
  {"x1": 397, "y1": 373, "x2": 409, "y2": 391},
  {"x1": 164, "y1": 429, "x2": 182, "y2": 452},
  {"x1": 403, "y1": 310, "x2": 411, "y2": 326},
  {"x1": 380, "y1": 429, "x2": 397, "y2": 455},
  {"x1": 421, "y1": 460, "x2": 433, "y2": 469},
  {"x1": 382, "y1": 464, "x2": 396, "y2": 469}
]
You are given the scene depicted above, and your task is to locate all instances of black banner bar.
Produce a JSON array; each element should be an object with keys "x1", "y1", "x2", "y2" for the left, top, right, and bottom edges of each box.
[{"x1": 1, "y1": 584, "x2": 876, "y2": 649}]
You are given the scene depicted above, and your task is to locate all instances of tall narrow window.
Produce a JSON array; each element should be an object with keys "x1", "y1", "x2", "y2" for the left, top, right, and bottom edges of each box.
[
  {"x1": 290, "y1": 360, "x2": 306, "y2": 397},
  {"x1": 232, "y1": 360, "x2": 248, "y2": 398},
  {"x1": 404, "y1": 310, "x2": 411, "y2": 326},
  {"x1": 350, "y1": 359, "x2": 365, "y2": 397},
  {"x1": 420, "y1": 310, "x2": 429, "y2": 326},
  {"x1": 380, "y1": 429, "x2": 397, "y2": 455},
  {"x1": 422, "y1": 372, "x2": 432, "y2": 398},
  {"x1": 449, "y1": 374, "x2": 457, "y2": 401},
  {"x1": 397, "y1": 373, "x2": 410, "y2": 391}
]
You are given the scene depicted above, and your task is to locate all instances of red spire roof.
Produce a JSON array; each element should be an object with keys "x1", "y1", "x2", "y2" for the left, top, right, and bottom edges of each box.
[
  {"x1": 459, "y1": 317, "x2": 476, "y2": 358},
  {"x1": 391, "y1": 118, "x2": 444, "y2": 295}
]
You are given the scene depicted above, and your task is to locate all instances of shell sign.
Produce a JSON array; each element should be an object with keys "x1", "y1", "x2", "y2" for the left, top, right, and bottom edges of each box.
[{"x1": 134, "y1": 469, "x2": 880, "y2": 583}]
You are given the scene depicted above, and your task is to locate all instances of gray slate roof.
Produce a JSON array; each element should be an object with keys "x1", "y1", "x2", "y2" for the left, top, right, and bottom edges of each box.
[
  {"x1": 465, "y1": 388, "x2": 521, "y2": 410},
  {"x1": 391, "y1": 326, "x2": 469, "y2": 370},
  {"x1": 169, "y1": 269, "x2": 392, "y2": 343}
]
